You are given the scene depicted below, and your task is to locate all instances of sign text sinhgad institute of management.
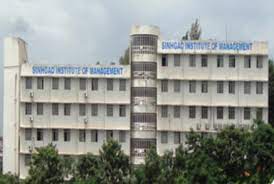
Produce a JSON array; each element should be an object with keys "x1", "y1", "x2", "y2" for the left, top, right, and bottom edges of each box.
[
  {"x1": 161, "y1": 41, "x2": 253, "y2": 51},
  {"x1": 32, "y1": 66, "x2": 124, "y2": 75}
]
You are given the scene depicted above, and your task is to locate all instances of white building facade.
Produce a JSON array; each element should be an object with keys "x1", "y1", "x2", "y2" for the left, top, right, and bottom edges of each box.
[{"x1": 3, "y1": 25, "x2": 268, "y2": 178}]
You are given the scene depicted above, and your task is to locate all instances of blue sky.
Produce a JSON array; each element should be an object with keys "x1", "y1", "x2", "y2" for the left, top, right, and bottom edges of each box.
[{"x1": 0, "y1": 0, "x2": 274, "y2": 135}]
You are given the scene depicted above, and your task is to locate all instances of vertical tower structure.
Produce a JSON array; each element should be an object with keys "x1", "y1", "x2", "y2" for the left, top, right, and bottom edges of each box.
[
  {"x1": 130, "y1": 25, "x2": 160, "y2": 164},
  {"x1": 3, "y1": 37, "x2": 28, "y2": 174}
]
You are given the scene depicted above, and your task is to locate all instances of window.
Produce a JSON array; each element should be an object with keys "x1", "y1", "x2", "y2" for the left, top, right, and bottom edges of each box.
[
  {"x1": 25, "y1": 155, "x2": 31, "y2": 166},
  {"x1": 91, "y1": 104, "x2": 98, "y2": 116},
  {"x1": 132, "y1": 87, "x2": 156, "y2": 97},
  {"x1": 162, "y1": 55, "x2": 168, "y2": 66},
  {"x1": 229, "y1": 81, "x2": 235, "y2": 94},
  {"x1": 119, "y1": 105, "x2": 126, "y2": 117},
  {"x1": 201, "y1": 107, "x2": 208, "y2": 119},
  {"x1": 201, "y1": 55, "x2": 208, "y2": 67},
  {"x1": 37, "y1": 78, "x2": 44, "y2": 89},
  {"x1": 189, "y1": 81, "x2": 196, "y2": 93},
  {"x1": 25, "y1": 103, "x2": 32, "y2": 115},
  {"x1": 91, "y1": 79, "x2": 98, "y2": 90},
  {"x1": 91, "y1": 130, "x2": 98, "y2": 142},
  {"x1": 25, "y1": 77, "x2": 32, "y2": 89},
  {"x1": 131, "y1": 113, "x2": 156, "y2": 123},
  {"x1": 37, "y1": 103, "x2": 43, "y2": 115},
  {"x1": 25, "y1": 129, "x2": 32, "y2": 141},
  {"x1": 228, "y1": 107, "x2": 235, "y2": 119},
  {"x1": 174, "y1": 80, "x2": 180, "y2": 92},
  {"x1": 256, "y1": 108, "x2": 263, "y2": 120},
  {"x1": 189, "y1": 55, "x2": 196, "y2": 67},
  {"x1": 119, "y1": 79, "x2": 126, "y2": 91},
  {"x1": 174, "y1": 106, "x2": 180, "y2": 118},
  {"x1": 174, "y1": 55, "x2": 180, "y2": 66},
  {"x1": 37, "y1": 129, "x2": 43, "y2": 141},
  {"x1": 244, "y1": 82, "x2": 251, "y2": 94},
  {"x1": 161, "y1": 80, "x2": 168, "y2": 92},
  {"x1": 132, "y1": 62, "x2": 157, "y2": 72},
  {"x1": 244, "y1": 56, "x2": 251, "y2": 68},
  {"x1": 79, "y1": 78, "x2": 86, "y2": 90},
  {"x1": 107, "y1": 105, "x2": 113, "y2": 117},
  {"x1": 161, "y1": 106, "x2": 168, "y2": 118},
  {"x1": 52, "y1": 78, "x2": 59, "y2": 90},
  {"x1": 189, "y1": 106, "x2": 196, "y2": 119},
  {"x1": 256, "y1": 56, "x2": 263, "y2": 68},
  {"x1": 229, "y1": 55, "x2": 236, "y2": 68},
  {"x1": 201, "y1": 81, "x2": 208, "y2": 93},
  {"x1": 174, "y1": 132, "x2": 180, "y2": 144},
  {"x1": 217, "y1": 107, "x2": 223, "y2": 119},
  {"x1": 161, "y1": 132, "x2": 168, "y2": 144},
  {"x1": 79, "y1": 130, "x2": 86, "y2": 142},
  {"x1": 244, "y1": 108, "x2": 250, "y2": 120},
  {"x1": 64, "y1": 78, "x2": 71, "y2": 90},
  {"x1": 119, "y1": 131, "x2": 126, "y2": 143},
  {"x1": 64, "y1": 104, "x2": 71, "y2": 116},
  {"x1": 107, "y1": 79, "x2": 113, "y2": 91},
  {"x1": 106, "y1": 130, "x2": 113, "y2": 140},
  {"x1": 52, "y1": 103, "x2": 59, "y2": 115},
  {"x1": 217, "y1": 81, "x2": 224, "y2": 94},
  {"x1": 217, "y1": 55, "x2": 224, "y2": 67},
  {"x1": 79, "y1": 104, "x2": 86, "y2": 116},
  {"x1": 52, "y1": 129, "x2": 58, "y2": 141},
  {"x1": 256, "y1": 82, "x2": 263, "y2": 94},
  {"x1": 64, "y1": 129, "x2": 71, "y2": 142}
]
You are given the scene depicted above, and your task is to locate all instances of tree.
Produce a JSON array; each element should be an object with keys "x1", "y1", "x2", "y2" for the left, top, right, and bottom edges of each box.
[
  {"x1": 0, "y1": 173, "x2": 20, "y2": 184},
  {"x1": 73, "y1": 153, "x2": 100, "y2": 183},
  {"x1": 131, "y1": 164, "x2": 146, "y2": 184},
  {"x1": 119, "y1": 48, "x2": 129, "y2": 65},
  {"x1": 182, "y1": 19, "x2": 202, "y2": 40},
  {"x1": 143, "y1": 146, "x2": 161, "y2": 184},
  {"x1": 157, "y1": 151, "x2": 176, "y2": 184},
  {"x1": 25, "y1": 144, "x2": 64, "y2": 184},
  {"x1": 269, "y1": 59, "x2": 274, "y2": 127},
  {"x1": 98, "y1": 139, "x2": 130, "y2": 184},
  {"x1": 208, "y1": 126, "x2": 250, "y2": 183},
  {"x1": 245, "y1": 120, "x2": 274, "y2": 183}
]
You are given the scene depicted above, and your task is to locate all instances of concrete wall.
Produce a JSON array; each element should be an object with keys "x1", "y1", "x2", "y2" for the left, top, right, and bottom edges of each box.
[{"x1": 3, "y1": 37, "x2": 27, "y2": 175}]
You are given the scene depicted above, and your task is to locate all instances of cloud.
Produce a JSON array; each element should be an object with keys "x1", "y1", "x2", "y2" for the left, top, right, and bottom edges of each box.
[{"x1": 0, "y1": 0, "x2": 274, "y2": 135}]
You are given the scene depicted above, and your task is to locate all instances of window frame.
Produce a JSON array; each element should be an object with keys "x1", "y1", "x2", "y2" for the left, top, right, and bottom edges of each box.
[
  {"x1": 217, "y1": 55, "x2": 224, "y2": 68},
  {"x1": 174, "y1": 55, "x2": 180, "y2": 67},
  {"x1": 64, "y1": 78, "x2": 71, "y2": 90},
  {"x1": 37, "y1": 78, "x2": 44, "y2": 90},
  {"x1": 52, "y1": 78, "x2": 59, "y2": 90},
  {"x1": 107, "y1": 79, "x2": 113, "y2": 91},
  {"x1": 79, "y1": 78, "x2": 87, "y2": 91},
  {"x1": 201, "y1": 55, "x2": 208, "y2": 67},
  {"x1": 36, "y1": 103, "x2": 43, "y2": 115},
  {"x1": 25, "y1": 77, "x2": 32, "y2": 89}
]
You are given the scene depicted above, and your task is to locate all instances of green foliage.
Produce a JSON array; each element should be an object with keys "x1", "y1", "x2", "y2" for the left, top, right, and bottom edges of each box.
[
  {"x1": 131, "y1": 165, "x2": 146, "y2": 184},
  {"x1": 21, "y1": 122, "x2": 274, "y2": 184},
  {"x1": 73, "y1": 153, "x2": 100, "y2": 183},
  {"x1": 25, "y1": 144, "x2": 64, "y2": 184},
  {"x1": 0, "y1": 173, "x2": 20, "y2": 184},
  {"x1": 143, "y1": 146, "x2": 161, "y2": 184},
  {"x1": 157, "y1": 151, "x2": 176, "y2": 184},
  {"x1": 182, "y1": 19, "x2": 202, "y2": 40},
  {"x1": 98, "y1": 139, "x2": 130, "y2": 184},
  {"x1": 269, "y1": 59, "x2": 274, "y2": 127},
  {"x1": 119, "y1": 47, "x2": 129, "y2": 65}
]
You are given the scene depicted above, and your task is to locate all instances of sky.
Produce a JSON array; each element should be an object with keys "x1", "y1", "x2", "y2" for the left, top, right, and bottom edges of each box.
[{"x1": 0, "y1": 0, "x2": 274, "y2": 135}]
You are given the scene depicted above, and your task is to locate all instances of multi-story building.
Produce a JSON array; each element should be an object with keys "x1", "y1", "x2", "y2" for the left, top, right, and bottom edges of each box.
[{"x1": 3, "y1": 25, "x2": 268, "y2": 178}]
